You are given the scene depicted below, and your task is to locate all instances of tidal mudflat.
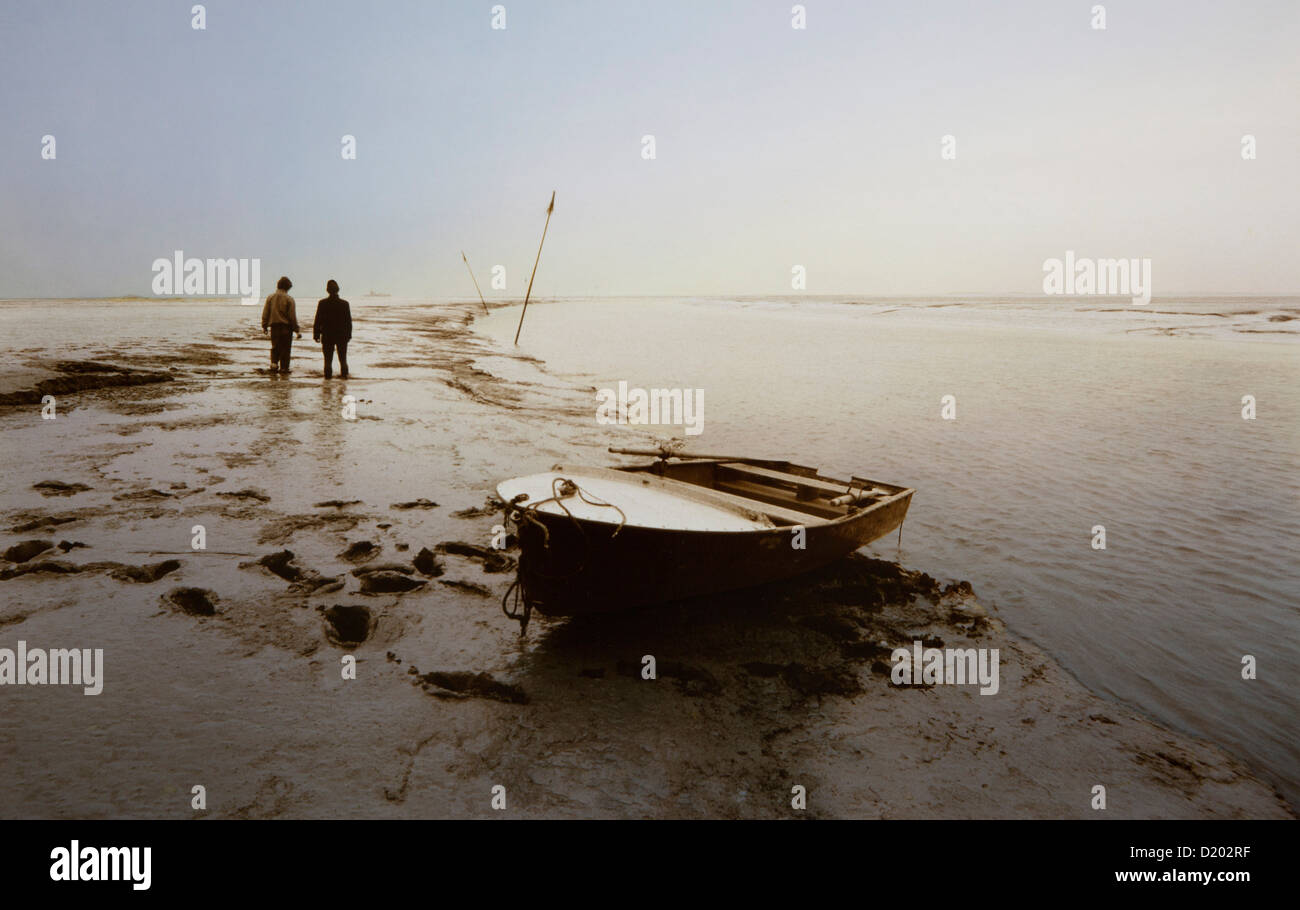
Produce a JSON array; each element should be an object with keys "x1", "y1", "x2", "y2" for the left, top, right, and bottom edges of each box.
[{"x1": 0, "y1": 298, "x2": 1291, "y2": 818}]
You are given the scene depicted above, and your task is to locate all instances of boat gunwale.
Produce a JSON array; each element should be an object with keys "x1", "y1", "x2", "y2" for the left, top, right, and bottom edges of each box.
[{"x1": 498, "y1": 462, "x2": 914, "y2": 534}]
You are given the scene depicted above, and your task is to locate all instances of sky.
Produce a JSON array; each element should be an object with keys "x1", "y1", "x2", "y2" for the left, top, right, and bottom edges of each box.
[{"x1": 0, "y1": 0, "x2": 1297, "y2": 299}]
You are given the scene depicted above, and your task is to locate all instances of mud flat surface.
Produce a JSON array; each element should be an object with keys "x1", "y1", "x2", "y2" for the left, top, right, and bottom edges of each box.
[{"x1": 0, "y1": 300, "x2": 1290, "y2": 818}]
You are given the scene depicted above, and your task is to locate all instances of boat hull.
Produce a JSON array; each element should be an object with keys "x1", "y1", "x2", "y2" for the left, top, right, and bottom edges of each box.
[{"x1": 512, "y1": 487, "x2": 912, "y2": 615}]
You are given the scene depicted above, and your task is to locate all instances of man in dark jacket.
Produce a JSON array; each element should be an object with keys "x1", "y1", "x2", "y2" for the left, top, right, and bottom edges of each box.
[{"x1": 313, "y1": 279, "x2": 352, "y2": 379}]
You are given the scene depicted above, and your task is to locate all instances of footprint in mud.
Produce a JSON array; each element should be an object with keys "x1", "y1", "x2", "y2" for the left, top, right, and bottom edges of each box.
[
  {"x1": 351, "y1": 563, "x2": 415, "y2": 576},
  {"x1": 164, "y1": 587, "x2": 217, "y2": 616},
  {"x1": 3, "y1": 539, "x2": 55, "y2": 563},
  {"x1": 359, "y1": 573, "x2": 426, "y2": 595},
  {"x1": 32, "y1": 481, "x2": 92, "y2": 497},
  {"x1": 320, "y1": 605, "x2": 374, "y2": 647},
  {"x1": 338, "y1": 541, "x2": 380, "y2": 564}
]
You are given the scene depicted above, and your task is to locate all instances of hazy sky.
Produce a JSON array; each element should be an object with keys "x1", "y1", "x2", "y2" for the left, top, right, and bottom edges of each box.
[{"x1": 1, "y1": 0, "x2": 1297, "y2": 298}]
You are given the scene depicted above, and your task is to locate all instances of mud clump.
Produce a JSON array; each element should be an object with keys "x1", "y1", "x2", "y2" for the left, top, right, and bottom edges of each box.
[
  {"x1": 113, "y1": 488, "x2": 173, "y2": 502},
  {"x1": 451, "y1": 499, "x2": 500, "y2": 519},
  {"x1": 57, "y1": 540, "x2": 88, "y2": 552},
  {"x1": 217, "y1": 488, "x2": 271, "y2": 503},
  {"x1": 616, "y1": 659, "x2": 722, "y2": 696},
  {"x1": 826, "y1": 583, "x2": 885, "y2": 612},
  {"x1": 740, "y1": 659, "x2": 864, "y2": 698},
  {"x1": 109, "y1": 559, "x2": 181, "y2": 583},
  {"x1": 321, "y1": 605, "x2": 373, "y2": 647},
  {"x1": 314, "y1": 499, "x2": 362, "y2": 508},
  {"x1": 942, "y1": 580, "x2": 974, "y2": 599},
  {"x1": 391, "y1": 499, "x2": 438, "y2": 510},
  {"x1": 412, "y1": 547, "x2": 444, "y2": 577},
  {"x1": 257, "y1": 514, "x2": 361, "y2": 546},
  {"x1": 434, "y1": 541, "x2": 515, "y2": 574},
  {"x1": 0, "y1": 560, "x2": 82, "y2": 580},
  {"x1": 359, "y1": 572, "x2": 426, "y2": 595},
  {"x1": 338, "y1": 541, "x2": 380, "y2": 564},
  {"x1": 165, "y1": 587, "x2": 217, "y2": 616},
  {"x1": 438, "y1": 579, "x2": 491, "y2": 597},
  {"x1": 255, "y1": 550, "x2": 303, "y2": 582},
  {"x1": 247, "y1": 550, "x2": 339, "y2": 592},
  {"x1": 0, "y1": 362, "x2": 172, "y2": 407},
  {"x1": 415, "y1": 670, "x2": 528, "y2": 705},
  {"x1": 33, "y1": 481, "x2": 92, "y2": 497},
  {"x1": 838, "y1": 639, "x2": 896, "y2": 661},
  {"x1": 780, "y1": 662, "x2": 863, "y2": 698},
  {"x1": 798, "y1": 613, "x2": 862, "y2": 641},
  {"x1": 3, "y1": 539, "x2": 54, "y2": 563},
  {"x1": 52, "y1": 360, "x2": 121, "y2": 374},
  {"x1": 9, "y1": 514, "x2": 79, "y2": 533}
]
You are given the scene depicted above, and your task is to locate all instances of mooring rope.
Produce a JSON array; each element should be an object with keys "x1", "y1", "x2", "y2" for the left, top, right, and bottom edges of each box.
[{"x1": 501, "y1": 477, "x2": 627, "y2": 633}]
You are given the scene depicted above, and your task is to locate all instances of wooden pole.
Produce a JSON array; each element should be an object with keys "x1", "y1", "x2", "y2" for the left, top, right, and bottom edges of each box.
[
  {"x1": 513, "y1": 191, "x2": 555, "y2": 345},
  {"x1": 461, "y1": 251, "x2": 489, "y2": 314}
]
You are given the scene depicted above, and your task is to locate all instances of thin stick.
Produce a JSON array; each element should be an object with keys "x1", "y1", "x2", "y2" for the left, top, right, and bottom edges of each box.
[
  {"x1": 461, "y1": 251, "x2": 489, "y2": 314},
  {"x1": 514, "y1": 190, "x2": 555, "y2": 345}
]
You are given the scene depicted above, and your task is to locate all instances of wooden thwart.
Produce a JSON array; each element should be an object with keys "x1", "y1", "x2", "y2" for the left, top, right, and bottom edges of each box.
[{"x1": 718, "y1": 462, "x2": 874, "y2": 498}]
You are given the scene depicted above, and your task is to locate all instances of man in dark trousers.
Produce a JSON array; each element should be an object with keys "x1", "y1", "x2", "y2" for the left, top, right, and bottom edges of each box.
[
  {"x1": 313, "y1": 279, "x2": 352, "y2": 379},
  {"x1": 261, "y1": 276, "x2": 301, "y2": 372}
]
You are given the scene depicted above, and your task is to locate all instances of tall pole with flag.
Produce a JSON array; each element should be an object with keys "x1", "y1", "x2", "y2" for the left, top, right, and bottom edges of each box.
[{"x1": 514, "y1": 191, "x2": 555, "y2": 345}]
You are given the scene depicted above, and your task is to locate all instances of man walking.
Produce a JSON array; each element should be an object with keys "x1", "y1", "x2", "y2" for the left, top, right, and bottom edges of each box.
[
  {"x1": 313, "y1": 279, "x2": 352, "y2": 379},
  {"x1": 261, "y1": 276, "x2": 301, "y2": 373}
]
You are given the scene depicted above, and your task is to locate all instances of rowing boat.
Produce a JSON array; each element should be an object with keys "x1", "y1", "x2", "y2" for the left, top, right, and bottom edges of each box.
[{"x1": 496, "y1": 449, "x2": 914, "y2": 619}]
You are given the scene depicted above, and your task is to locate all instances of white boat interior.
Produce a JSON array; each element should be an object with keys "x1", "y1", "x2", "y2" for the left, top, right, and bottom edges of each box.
[{"x1": 497, "y1": 467, "x2": 783, "y2": 532}]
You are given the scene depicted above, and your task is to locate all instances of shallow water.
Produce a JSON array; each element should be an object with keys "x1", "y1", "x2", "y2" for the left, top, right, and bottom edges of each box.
[{"x1": 478, "y1": 295, "x2": 1300, "y2": 806}]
